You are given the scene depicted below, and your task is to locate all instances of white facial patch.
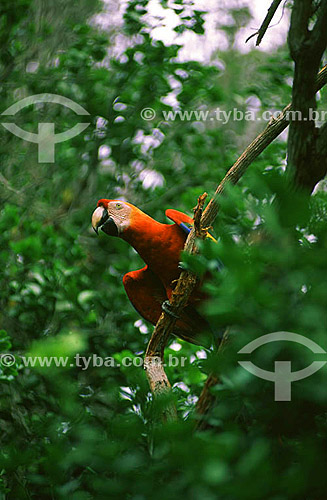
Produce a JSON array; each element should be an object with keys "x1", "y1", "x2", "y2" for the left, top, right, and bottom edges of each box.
[{"x1": 107, "y1": 201, "x2": 132, "y2": 233}]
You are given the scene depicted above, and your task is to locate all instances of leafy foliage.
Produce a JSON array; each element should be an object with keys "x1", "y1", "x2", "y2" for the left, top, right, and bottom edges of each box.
[{"x1": 1, "y1": 0, "x2": 327, "y2": 499}]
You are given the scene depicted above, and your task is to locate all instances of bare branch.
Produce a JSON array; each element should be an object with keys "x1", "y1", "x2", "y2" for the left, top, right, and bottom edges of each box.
[
  {"x1": 287, "y1": 1, "x2": 327, "y2": 191},
  {"x1": 311, "y1": 1, "x2": 327, "y2": 56},
  {"x1": 194, "y1": 329, "x2": 229, "y2": 430},
  {"x1": 317, "y1": 121, "x2": 327, "y2": 156},
  {"x1": 288, "y1": 0, "x2": 312, "y2": 59},
  {"x1": 0, "y1": 173, "x2": 21, "y2": 195},
  {"x1": 144, "y1": 194, "x2": 207, "y2": 422},
  {"x1": 193, "y1": 192, "x2": 208, "y2": 238},
  {"x1": 246, "y1": 0, "x2": 283, "y2": 46},
  {"x1": 313, "y1": 121, "x2": 327, "y2": 183}
]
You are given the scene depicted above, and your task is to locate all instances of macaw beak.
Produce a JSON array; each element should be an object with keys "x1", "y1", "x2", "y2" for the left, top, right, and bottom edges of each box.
[
  {"x1": 92, "y1": 206, "x2": 109, "y2": 234},
  {"x1": 91, "y1": 206, "x2": 119, "y2": 237}
]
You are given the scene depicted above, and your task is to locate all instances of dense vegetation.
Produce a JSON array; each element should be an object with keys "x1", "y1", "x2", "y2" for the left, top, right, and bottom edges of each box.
[{"x1": 1, "y1": 1, "x2": 327, "y2": 498}]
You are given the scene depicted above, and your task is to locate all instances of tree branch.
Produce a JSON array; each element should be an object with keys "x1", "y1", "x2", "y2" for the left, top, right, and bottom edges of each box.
[
  {"x1": 316, "y1": 120, "x2": 327, "y2": 156},
  {"x1": 313, "y1": 121, "x2": 327, "y2": 184},
  {"x1": 144, "y1": 195, "x2": 207, "y2": 421},
  {"x1": 0, "y1": 173, "x2": 21, "y2": 195},
  {"x1": 246, "y1": 0, "x2": 283, "y2": 46},
  {"x1": 311, "y1": 1, "x2": 327, "y2": 55},
  {"x1": 287, "y1": 0, "x2": 327, "y2": 191},
  {"x1": 194, "y1": 329, "x2": 230, "y2": 430},
  {"x1": 288, "y1": 0, "x2": 312, "y2": 59},
  {"x1": 144, "y1": 63, "x2": 327, "y2": 421}
]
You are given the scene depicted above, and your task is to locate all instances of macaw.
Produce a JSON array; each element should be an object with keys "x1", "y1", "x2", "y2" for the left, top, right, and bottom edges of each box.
[{"x1": 92, "y1": 199, "x2": 217, "y2": 347}]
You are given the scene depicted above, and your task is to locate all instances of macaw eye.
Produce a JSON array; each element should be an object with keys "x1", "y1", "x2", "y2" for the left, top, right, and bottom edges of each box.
[{"x1": 116, "y1": 203, "x2": 123, "y2": 210}]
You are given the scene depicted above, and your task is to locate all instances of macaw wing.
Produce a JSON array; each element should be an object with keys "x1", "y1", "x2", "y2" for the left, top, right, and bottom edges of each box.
[
  {"x1": 123, "y1": 266, "x2": 167, "y2": 326},
  {"x1": 165, "y1": 208, "x2": 194, "y2": 226},
  {"x1": 166, "y1": 208, "x2": 216, "y2": 242},
  {"x1": 123, "y1": 266, "x2": 213, "y2": 347},
  {"x1": 165, "y1": 208, "x2": 193, "y2": 236}
]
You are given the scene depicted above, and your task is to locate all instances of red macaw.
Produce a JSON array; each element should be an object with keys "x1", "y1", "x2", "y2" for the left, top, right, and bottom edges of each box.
[{"x1": 92, "y1": 199, "x2": 216, "y2": 347}]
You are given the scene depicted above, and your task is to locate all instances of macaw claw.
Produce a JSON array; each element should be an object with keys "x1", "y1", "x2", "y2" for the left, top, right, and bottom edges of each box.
[{"x1": 161, "y1": 300, "x2": 180, "y2": 319}]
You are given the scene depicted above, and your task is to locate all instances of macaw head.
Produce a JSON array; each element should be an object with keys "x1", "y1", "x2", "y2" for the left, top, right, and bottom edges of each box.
[{"x1": 92, "y1": 199, "x2": 135, "y2": 237}]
